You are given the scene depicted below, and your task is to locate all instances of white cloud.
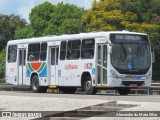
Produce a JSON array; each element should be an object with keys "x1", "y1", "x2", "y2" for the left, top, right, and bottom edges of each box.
[{"x1": 17, "y1": 1, "x2": 35, "y2": 23}]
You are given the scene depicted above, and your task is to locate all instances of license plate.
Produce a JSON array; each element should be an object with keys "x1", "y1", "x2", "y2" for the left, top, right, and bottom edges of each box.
[{"x1": 129, "y1": 84, "x2": 137, "y2": 87}]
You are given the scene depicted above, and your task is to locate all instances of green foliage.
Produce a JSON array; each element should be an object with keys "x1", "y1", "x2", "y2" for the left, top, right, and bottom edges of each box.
[
  {"x1": 15, "y1": 25, "x2": 34, "y2": 39},
  {"x1": 0, "y1": 49, "x2": 6, "y2": 83},
  {"x1": 0, "y1": 14, "x2": 26, "y2": 82},
  {"x1": 20, "y1": 1, "x2": 84, "y2": 38},
  {"x1": 119, "y1": 0, "x2": 160, "y2": 23},
  {"x1": 59, "y1": 19, "x2": 81, "y2": 34},
  {"x1": 0, "y1": 14, "x2": 26, "y2": 50},
  {"x1": 29, "y1": 2, "x2": 55, "y2": 36},
  {"x1": 49, "y1": 2, "x2": 83, "y2": 34},
  {"x1": 43, "y1": 24, "x2": 58, "y2": 36}
]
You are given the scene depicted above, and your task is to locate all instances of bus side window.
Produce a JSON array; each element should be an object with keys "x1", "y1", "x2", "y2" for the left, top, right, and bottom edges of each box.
[
  {"x1": 81, "y1": 39, "x2": 95, "y2": 59},
  {"x1": 60, "y1": 41, "x2": 67, "y2": 60},
  {"x1": 67, "y1": 40, "x2": 81, "y2": 60},
  {"x1": 8, "y1": 45, "x2": 17, "y2": 63},
  {"x1": 40, "y1": 43, "x2": 47, "y2": 61},
  {"x1": 28, "y1": 43, "x2": 40, "y2": 61}
]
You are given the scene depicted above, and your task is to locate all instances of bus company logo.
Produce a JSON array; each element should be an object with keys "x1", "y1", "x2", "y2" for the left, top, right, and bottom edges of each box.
[
  {"x1": 64, "y1": 64, "x2": 78, "y2": 69},
  {"x1": 27, "y1": 62, "x2": 47, "y2": 77},
  {"x1": 27, "y1": 62, "x2": 46, "y2": 72},
  {"x1": 84, "y1": 63, "x2": 92, "y2": 69}
]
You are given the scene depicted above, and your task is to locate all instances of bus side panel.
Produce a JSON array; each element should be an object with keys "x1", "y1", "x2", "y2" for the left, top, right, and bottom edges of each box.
[
  {"x1": 58, "y1": 59, "x2": 96, "y2": 87},
  {"x1": 6, "y1": 63, "x2": 18, "y2": 85},
  {"x1": 26, "y1": 62, "x2": 48, "y2": 86}
]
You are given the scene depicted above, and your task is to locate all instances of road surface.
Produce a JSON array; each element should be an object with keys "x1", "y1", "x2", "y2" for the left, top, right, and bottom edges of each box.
[{"x1": 0, "y1": 91, "x2": 159, "y2": 102}]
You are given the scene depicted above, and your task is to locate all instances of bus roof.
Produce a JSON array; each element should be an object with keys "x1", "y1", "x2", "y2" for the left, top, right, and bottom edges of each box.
[{"x1": 7, "y1": 31, "x2": 147, "y2": 45}]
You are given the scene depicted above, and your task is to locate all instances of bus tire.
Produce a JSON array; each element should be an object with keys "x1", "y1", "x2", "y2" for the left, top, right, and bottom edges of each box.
[
  {"x1": 31, "y1": 75, "x2": 47, "y2": 93},
  {"x1": 118, "y1": 88, "x2": 130, "y2": 95},
  {"x1": 59, "y1": 87, "x2": 77, "y2": 94},
  {"x1": 84, "y1": 76, "x2": 97, "y2": 95}
]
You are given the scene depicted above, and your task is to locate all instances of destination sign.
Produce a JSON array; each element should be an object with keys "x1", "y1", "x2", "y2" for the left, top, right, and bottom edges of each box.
[{"x1": 110, "y1": 34, "x2": 148, "y2": 41}]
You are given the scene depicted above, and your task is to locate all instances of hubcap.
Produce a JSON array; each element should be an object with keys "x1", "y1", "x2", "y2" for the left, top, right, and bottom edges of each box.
[
  {"x1": 85, "y1": 81, "x2": 91, "y2": 91},
  {"x1": 33, "y1": 80, "x2": 38, "y2": 90}
]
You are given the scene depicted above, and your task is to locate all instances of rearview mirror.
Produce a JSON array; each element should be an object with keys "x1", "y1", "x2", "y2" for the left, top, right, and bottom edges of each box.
[
  {"x1": 108, "y1": 44, "x2": 112, "y2": 54},
  {"x1": 151, "y1": 47, "x2": 155, "y2": 63}
]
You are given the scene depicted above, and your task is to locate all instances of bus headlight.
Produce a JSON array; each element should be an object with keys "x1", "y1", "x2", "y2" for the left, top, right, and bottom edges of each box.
[
  {"x1": 146, "y1": 73, "x2": 151, "y2": 80},
  {"x1": 111, "y1": 70, "x2": 118, "y2": 78}
]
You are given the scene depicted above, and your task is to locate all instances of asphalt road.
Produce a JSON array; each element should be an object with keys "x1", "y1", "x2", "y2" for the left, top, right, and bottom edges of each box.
[{"x1": 0, "y1": 91, "x2": 159, "y2": 103}]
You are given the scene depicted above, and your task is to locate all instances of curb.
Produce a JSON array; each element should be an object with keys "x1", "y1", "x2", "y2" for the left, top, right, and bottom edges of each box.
[{"x1": 0, "y1": 83, "x2": 31, "y2": 91}]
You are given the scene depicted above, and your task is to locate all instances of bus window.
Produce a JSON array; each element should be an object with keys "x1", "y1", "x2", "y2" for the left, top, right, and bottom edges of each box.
[
  {"x1": 67, "y1": 40, "x2": 81, "y2": 60},
  {"x1": 28, "y1": 43, "x2": 40, "y2": 61},
  {"x1": 60, "y1": 41, "x2": 66, "y2": 60},
  {"x1": 81, "y1": 39, "x2": 95, "y2": 59},
  {"x1": 40, "y1": 43, "x2": 47, "y2": 61},
  {"x1": 8, "y1": 45, "x2": 17, "y2": 63}
]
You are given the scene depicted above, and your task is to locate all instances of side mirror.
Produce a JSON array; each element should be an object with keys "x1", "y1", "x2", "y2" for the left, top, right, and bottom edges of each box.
[
  {"x1": 151, "y1": 47, "x2": 155, "y2": 63},
  {"x1": 108, "y1": 44, "x2": 112, "y2": 54}
]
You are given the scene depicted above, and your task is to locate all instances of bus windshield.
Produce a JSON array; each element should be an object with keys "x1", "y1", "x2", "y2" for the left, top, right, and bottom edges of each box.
[{"x1": 110, "y1": 34, "x2": 151, "y2": 74}]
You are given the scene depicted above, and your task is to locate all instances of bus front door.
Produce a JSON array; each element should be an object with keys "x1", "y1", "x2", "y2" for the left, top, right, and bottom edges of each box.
[
  {"x1": 18, "y1": 48, "x2": 26, "y2": 85},
  {"x1": 97, "y1": 44, "x2": 108, "y2": 86},
  {"x1": 50, "y1": 47, "x2": 59, "y2": 85}
]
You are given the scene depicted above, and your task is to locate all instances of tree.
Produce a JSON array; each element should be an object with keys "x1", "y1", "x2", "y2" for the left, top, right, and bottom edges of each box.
[
  {"x1": 29, "y1": 2, "x2": 55, "y2": 36},
  {"x1": 0, "y1": 14, "x2": 26, "y2": 50},
  {"x1": 82, "y1": 0, "x2": 159, "y2": 32},
  {"x1": 59, "y1": 19, "x2": 81, "y2": 34},
  {"x1": 0, "y1": 14, "x2": 26, "y2": 82},
  {"x1": 14, "y1": 25, "x2": 34, "y2": 39},
  {"x1": 119, "y1": 0, "x2": 160, "y2": 24},
  {"x1": 50, "y1": 2, "x2": 83, "y2": 34},
  {"x1": 0, "y1": 49, "x2": 6, "y2": 83},
  {"x1": 28, "y1": 2, "x2": 83, "y2": 37}
]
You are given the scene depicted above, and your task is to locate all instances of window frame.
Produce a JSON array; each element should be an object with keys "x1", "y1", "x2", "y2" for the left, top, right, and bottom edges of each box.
[
  {"x1": 60, "y1": 41, "x2": 67, "y2": 60},
  {"x1": 81, "y1": 39, "x2": 95, "y2": 59},
  {"x1": 7, "y1": 45, "x2": 17, "y2": 63},
  {"x1": 40, "y1": 43, "x2": 47, "y2": 61},
  {"x1": 67, "y1": 40, "x2": 81, "y2": 60},
  {"x1": 27, "y1": 42, "x2": 47, "y2": 62}
]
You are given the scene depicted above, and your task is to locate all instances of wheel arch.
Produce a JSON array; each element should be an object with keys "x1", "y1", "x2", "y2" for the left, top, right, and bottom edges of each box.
[
  {"x1": 81, "y1": 71, "x2": 92, "y2": 88},
  {"x1": 30, "y1": 72, "x2": 39, "y2": 85}
]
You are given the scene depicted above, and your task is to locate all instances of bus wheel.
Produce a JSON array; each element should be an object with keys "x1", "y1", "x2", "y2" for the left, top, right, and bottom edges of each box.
[
  {"x1": 31, "y1": 75, "x2": 47, "y2": 93},
  {"x1": 59, "y1": 87, "x2": 77, "y2": 94},
  {"x1": 118, "y1": 88, "x2": 130, "y2": 95},
  {"x1": 84, "y1": 76, "x2": 97, "y2": 95}
]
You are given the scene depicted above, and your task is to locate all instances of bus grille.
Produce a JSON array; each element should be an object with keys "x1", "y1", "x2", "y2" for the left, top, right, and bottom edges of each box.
[{"x1": 122, "y1": 81, "x2": 144, "y2": 86}]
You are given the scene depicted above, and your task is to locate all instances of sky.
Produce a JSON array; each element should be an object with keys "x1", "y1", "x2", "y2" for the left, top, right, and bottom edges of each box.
[{"x1": 0, "y1": 0, "x2": 96, "y2": 23}]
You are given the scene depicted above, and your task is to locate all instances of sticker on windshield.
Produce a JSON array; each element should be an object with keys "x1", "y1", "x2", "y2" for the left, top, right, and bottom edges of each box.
[{"x1": 128, "y1": 62, "x2": 133, "y2": 70}]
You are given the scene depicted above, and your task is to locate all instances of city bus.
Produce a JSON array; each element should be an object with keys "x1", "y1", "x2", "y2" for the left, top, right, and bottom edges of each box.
[{"x1": 6, "y1": 31, "x2": 153, "y2": 95}]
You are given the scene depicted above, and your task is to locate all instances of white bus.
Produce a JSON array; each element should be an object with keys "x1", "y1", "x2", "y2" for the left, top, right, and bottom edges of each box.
[{"x1": 6, "y1": 31, "x2": 153, "y2": 95}]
